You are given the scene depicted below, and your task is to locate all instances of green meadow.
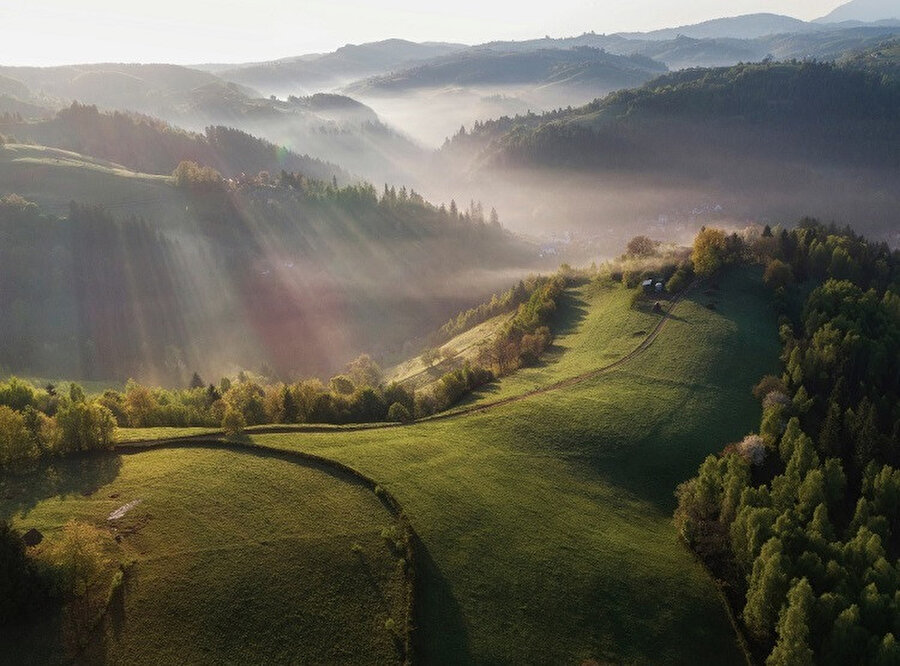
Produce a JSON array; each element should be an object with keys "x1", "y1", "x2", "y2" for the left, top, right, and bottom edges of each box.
[
  {"x1": 1, "y1": 446, "x2": 410, "y2": 664},
  {"x1": 251, "y1": 267, "x2": 779, "y2": 663},
  {"x1": 5, "y1": 266, "x2": 779, "y2": 663}
]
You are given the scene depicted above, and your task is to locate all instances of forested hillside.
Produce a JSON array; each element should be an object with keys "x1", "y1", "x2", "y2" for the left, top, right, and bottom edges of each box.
[
  {"x1": 0, "y1": 174, "x2": 536, "y2": 383},
  {"x1": 344, "y1": 47, "x2": 666, "y2": 94},
  {"x1": 446, "y1": 61, "x2": 899, "y2": 169},
  {"x1": 437, "y1": 61, "x2": 900, "y2": 243},
  {"x1": 676, "y1": 220, "x2": 900, "y2": 664},
  {"x1": 1, "y1": 103, "x2": 347, "y2": 182}
]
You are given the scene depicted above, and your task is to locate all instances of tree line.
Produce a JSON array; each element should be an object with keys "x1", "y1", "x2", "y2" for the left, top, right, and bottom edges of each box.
[{"x1": 675, "y1": 219, "x2": 900, "y2": 664}]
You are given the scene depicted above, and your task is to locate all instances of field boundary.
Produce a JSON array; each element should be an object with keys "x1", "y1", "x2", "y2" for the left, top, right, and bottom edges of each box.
[
  {"x1": 119, "y1": 282, "x2": 696, "y2": 445},
  {"x1": 115, "y1": 438, "x2": 421, "y2": 665}
]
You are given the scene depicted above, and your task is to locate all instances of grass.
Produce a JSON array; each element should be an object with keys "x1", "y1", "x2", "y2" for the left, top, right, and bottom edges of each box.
[
  {"x1": 0, "y1": 447, "x2": 409, "y2": 664},
  {"x1": 454, "y1": 280, "x2": 663, "y2": 407},
  {"x1": 115, "y1": 427, "x2": 221, "y2": 443},
  {"x1": 8, "y1": 266, "x2": 779, "y2": 664},
  {"x1": 0, "y1": 143, "x2": 184, "y2": 220},
  {"x1": 385, "y1": 311, "x2": 514, "y2": 392},
  {"x1": 246, "y1": 266, "x2": 779, "y2": 663}
]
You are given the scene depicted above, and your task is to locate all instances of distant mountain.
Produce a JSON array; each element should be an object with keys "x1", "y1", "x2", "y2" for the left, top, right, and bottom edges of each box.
[
  {"x1": 211, "y1": 39, "x2": 468, "y2": 96},
  {"x1": 0, "y1": 103, "x2": 348, "y2": 183},
  {"x1": 621, "y1": 13, "x2": 815, "y2": 40},
  {"x1": 817, "y1": 0, "x2": 900, "y2": 23},
  {"x1": 0, "y1": 63, "x2": 242, "y2": 113},
  {"x1": 436, "y1": 60, "x2": 900, "y2": 243},
  {"x1": 343, "y1": 47, "x2": 666, "y2": 95}
]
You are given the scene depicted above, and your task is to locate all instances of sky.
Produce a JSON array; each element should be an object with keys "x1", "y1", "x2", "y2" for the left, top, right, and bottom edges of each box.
[{"x1": 1, "y1": 1, "x2": 847, "y2": 66}]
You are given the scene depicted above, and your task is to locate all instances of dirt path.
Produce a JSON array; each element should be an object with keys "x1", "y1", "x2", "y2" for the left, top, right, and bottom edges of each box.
[
  {"x1": 123, "y1": 284, "x2": 694, "y2": 446},
  {"x1": 422, "y1": 282, "x2": 694, "y2": 422}
]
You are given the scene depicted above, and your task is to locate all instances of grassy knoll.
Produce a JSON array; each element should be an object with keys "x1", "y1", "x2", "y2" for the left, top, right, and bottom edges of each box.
[
  {"x1": 0, "y1": 143, "x2": 183, "y2": 218},
  {"x1": 1, "y1": 446, "x2": 409, "y2": 664},
  {"x1": 243, "y1": 266, "x2": 780, "y2": 663},
  {"x1": 453, "y1": 281, "x2": 663, "y2": 407}
]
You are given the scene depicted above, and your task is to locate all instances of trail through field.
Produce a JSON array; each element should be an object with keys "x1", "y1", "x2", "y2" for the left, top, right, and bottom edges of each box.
[
  {"x1": 425, "y1": 283, "x2": 694, "y2": 422},
  {"x1": 123, "y1": 283, "x2": 694, "y2": 446}
]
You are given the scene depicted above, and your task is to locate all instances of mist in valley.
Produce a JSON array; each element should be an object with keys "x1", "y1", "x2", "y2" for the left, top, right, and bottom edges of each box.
[{"x1": 1, "y1": 9, "x2": 898, "y2": 385}]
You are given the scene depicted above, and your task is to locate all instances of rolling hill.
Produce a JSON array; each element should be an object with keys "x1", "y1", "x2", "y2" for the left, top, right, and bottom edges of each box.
[
  {"x1": 80, "y1": 263, "x2": 781, "y2": 662},
  {"x1": 622, "y1": 12, "x2": 815, "y2": 40},
  {"x1": 207, "y1": 39, "x2": 469, "y2": 97},
  {"x1": 817, "y1": 0, "x2": 900, "y2": 23},
  {"x1": 436, "y1": 60, "x2": 900, "y2": 244},
  {"x1": 0, "y1": 63, "x2": 426, "y2": 186},
  {"x1": 0, "y1": 149, "x2": 540, "y2": 383},
  {"x1": 343, "y1": 47, "x2": 666, "y2": 95},
  {"x1": 0, "y1": 446, "x2": 411, "y2": 663},
  {"x1": 1, "y1": 103, "x2": 348, "y2": 183}
]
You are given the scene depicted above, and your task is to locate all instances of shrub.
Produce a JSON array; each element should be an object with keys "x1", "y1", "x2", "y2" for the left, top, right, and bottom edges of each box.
[
  {"x1": 55, "y1": 401, "x2": 116, "y2": 454},
  {"x1": 387, "y1": 402, "x2": 413, "y2": 423},
  {"x1": 221, "y1": 406, "x2": 246, "y2": 436}
]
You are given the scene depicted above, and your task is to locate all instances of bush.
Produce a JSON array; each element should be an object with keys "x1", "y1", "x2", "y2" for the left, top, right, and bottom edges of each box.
[
  {"x1": 665, "y1": 262, "x2": 694, "y2": 293},
  {"x1": 387, "y1": 402, "x2": 413, "y2": 423},
  {"x1": 55, "y1": 401, "x2": 116, "y2": 454},
  {"x1": 221, "y1": 406, "x2": 246, "y2": 436},
  {"x1": 45, "y1": 521, "x2": 108, "y2": 598}
]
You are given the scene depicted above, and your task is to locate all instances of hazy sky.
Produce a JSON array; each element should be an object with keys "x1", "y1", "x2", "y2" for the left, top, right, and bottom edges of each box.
[{"x1": 2, "y1": 1, "x2": 846, "y2": 66}]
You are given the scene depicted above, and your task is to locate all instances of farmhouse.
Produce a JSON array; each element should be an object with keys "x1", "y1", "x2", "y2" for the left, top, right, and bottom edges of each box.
[{"x1": 642, "y1": 279, "x2": 665, "y2": 294}]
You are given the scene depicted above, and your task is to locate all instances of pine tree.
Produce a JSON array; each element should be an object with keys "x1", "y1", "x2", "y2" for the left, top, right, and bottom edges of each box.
[{"x1": 767, "y1": 578, "x2": 814, "y2": 666}]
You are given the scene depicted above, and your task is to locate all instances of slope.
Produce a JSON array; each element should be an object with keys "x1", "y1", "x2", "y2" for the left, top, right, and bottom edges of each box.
[
  {"x1": 0, "y1": 446, "x2": 410, "y2": 663},
  {"x1": 0, "y1": 157, "x2": 540, "y2": 382},
  {"x1": 235, "y1": 266, "x2": 781, "y2": 663},
  {"x1": 437, "y1": 61, "x2": 900, "y2": 244},
  {"x1": 817, "y1": 0, "x2": 900, "y2": 23}
]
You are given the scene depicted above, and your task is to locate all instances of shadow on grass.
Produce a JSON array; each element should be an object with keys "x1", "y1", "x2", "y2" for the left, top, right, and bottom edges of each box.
[
  {"x1": 0, "y1": 453, "x2": 123, "y2": 519},
  {"x1": 412, "y1": 534, "x2": 473, "y2": 664}
]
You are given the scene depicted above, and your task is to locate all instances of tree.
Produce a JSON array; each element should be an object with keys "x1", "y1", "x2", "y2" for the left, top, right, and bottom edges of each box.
[
  {"x1": 767, "y1": 578, "x2": 814, "y2": 666},
  {"x1": 691, "y1": 228, "x2": 728, "y2": 277},
  {"x1": 189, "y1": 372, "x2": 205, "y2": 390},
  {"x1": 221, "y1": 406, "x2": 246, "y2": 436},
  {"x1": 345, "y1": 354, "x2": 382, "y2": 389},
  {"x1": 387, "y1": 402, "x2": 412, "y2": 424},
  {"x1": 744, "y1": 537, "x2": 790, "y2": 642},
  {"x1": 626, "y1": 235, "x2": 656, "y2": 257},
  {"x1": 55, "y1": 401, "x2": 116, "y2": 453},
  {"x1": 764, "y1": 259, "x2": 793, "y2": 291},
  {"x1": 48, "y1": 520, "x2": 107, "y2": 598},
  {"x1": 0, "y1": 405, "x2": 36, "y2": 465},
  {"x1": 329, "y1": 375, "x2": 355, "y2": 396}
]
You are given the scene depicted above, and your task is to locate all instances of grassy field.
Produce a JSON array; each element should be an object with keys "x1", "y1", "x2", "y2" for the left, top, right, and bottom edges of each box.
[
  {"x1": 0, "y1": 446, "x2": 410, "y2": 664},
  {"x1": 453, "y1": 280, "x2": 664, "y2": 408},
  {"x1": 0, "y1": 143, "x2": 184, "y2": 219},
  {"x1": 11, "y1": 266, "x2": 778, "y2": 664},
  {"x1": 247, "y1": 266, "x2": 779, "y2": 663},
  {"x1": 385, "y1": 312, "x2": 514, "y2": 392}
]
